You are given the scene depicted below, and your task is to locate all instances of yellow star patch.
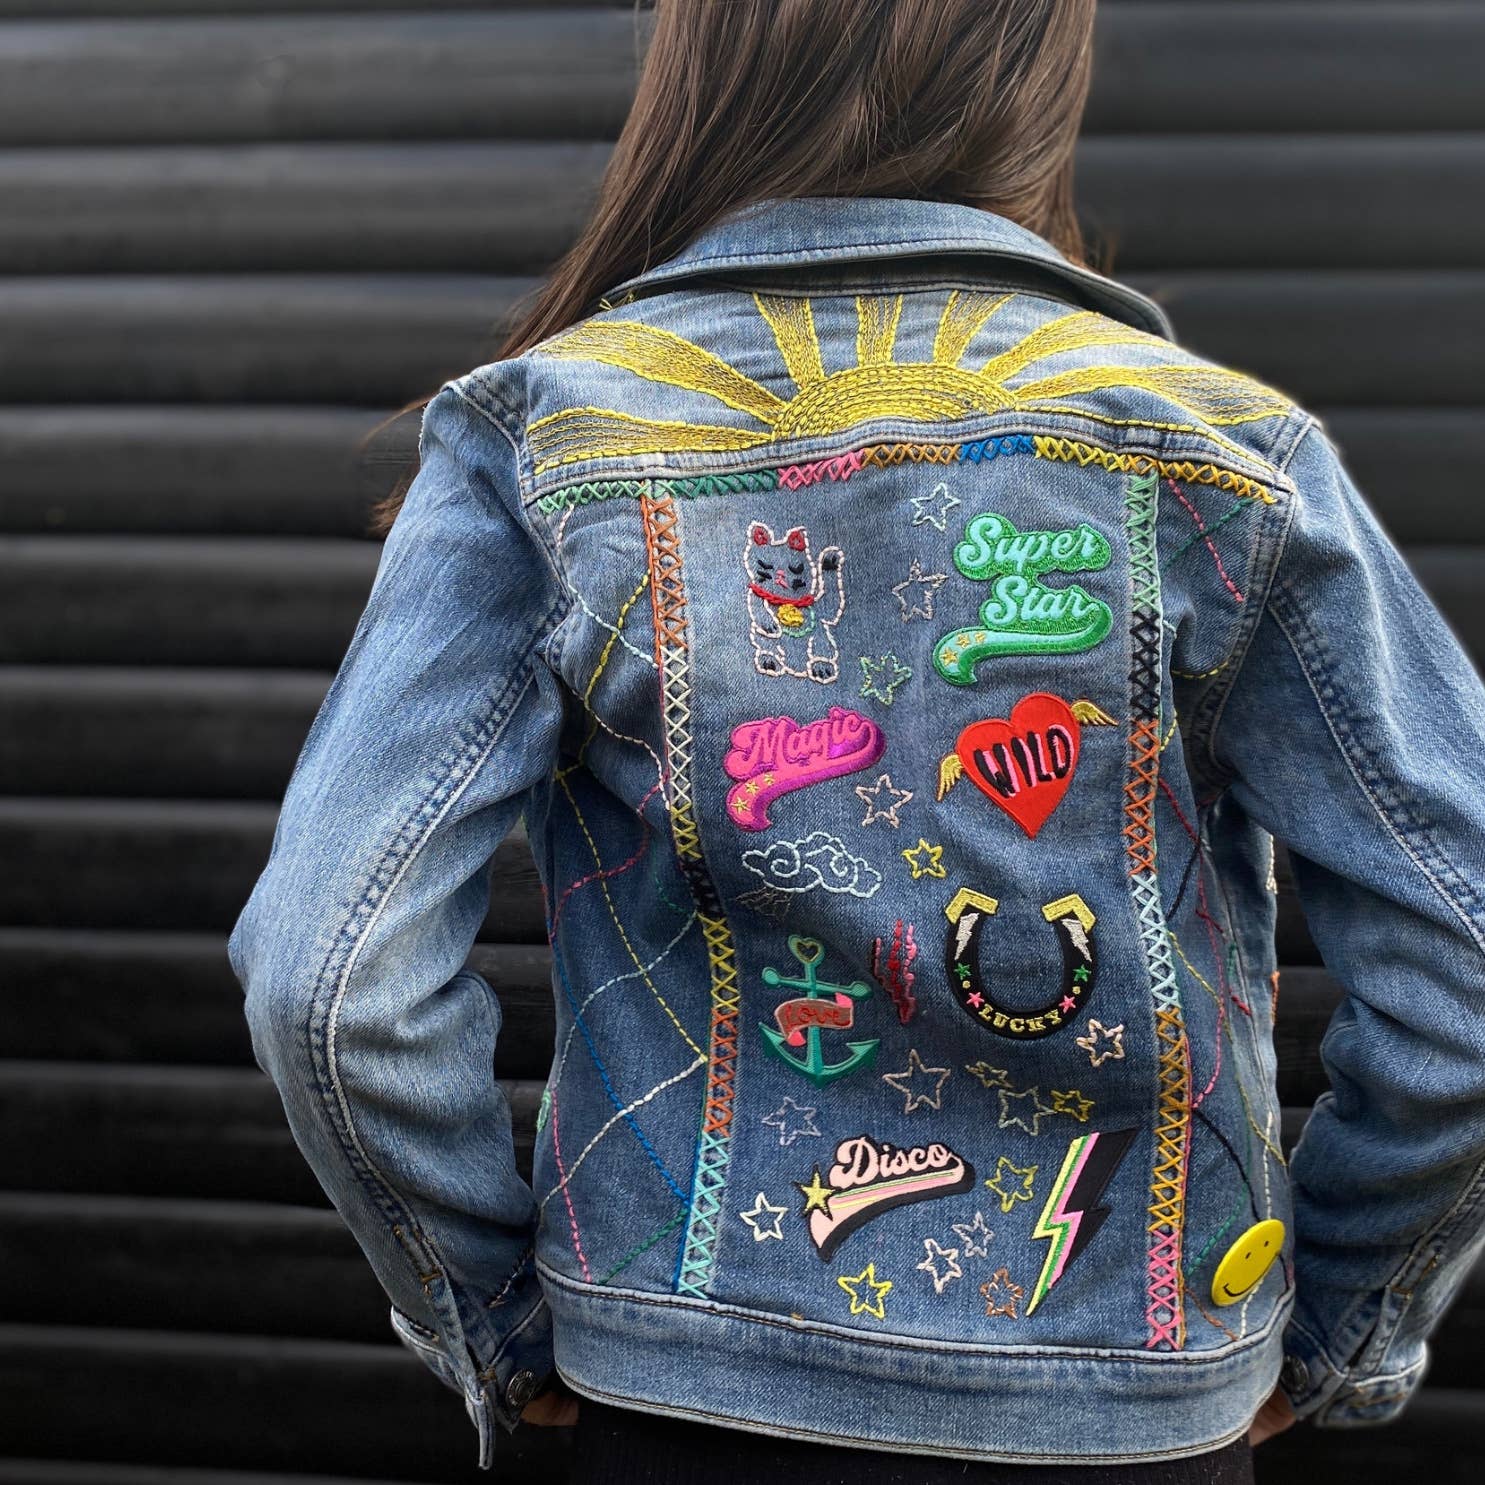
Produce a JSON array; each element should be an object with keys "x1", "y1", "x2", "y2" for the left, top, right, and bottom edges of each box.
[
  {"x1": 901, "y1": 838, "x2": 946, "y2": 880},
  {"x1": 838, "y1": 1261, "x2": 893, "y2": 1319}
]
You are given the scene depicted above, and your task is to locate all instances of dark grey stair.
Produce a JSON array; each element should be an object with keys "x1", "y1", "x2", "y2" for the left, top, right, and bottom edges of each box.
[
  {"x1": 0, "y1": 800, "x2": 547, "y2": 939},
  {"x1": 0, "y1": 927, "x2": 556, "y2": 1071},
  {"x1": 0, "y1": 1324, "x2": 568, "y2": 1482},
  {"x1": 0, "y1": 6, "x2": 1478, "y2": 147},
  {"x1": 2, "y1": 405, "x2": 1477, "y2": 544},
  {"x1": 1, "y1": 273, "x2": 1478, "y2": 408},
  {"x1": 0, "y1": 537, "x2": 378, "y2": 667},
  {"x1": 0, "y1": 407, "x2": 405, "y2": 537},
  {"x1": 5, "y1": 136, "x2": 1481, "y2": 275},
  {"x1": 0, "y1": 1060, "x2": 541, "y2": 1202}
]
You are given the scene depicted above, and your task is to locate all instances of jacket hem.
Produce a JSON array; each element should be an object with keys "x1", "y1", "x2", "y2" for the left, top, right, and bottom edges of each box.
[{"x1": 540, "y1": 1261, "x2": 1290, "y2": 1463}]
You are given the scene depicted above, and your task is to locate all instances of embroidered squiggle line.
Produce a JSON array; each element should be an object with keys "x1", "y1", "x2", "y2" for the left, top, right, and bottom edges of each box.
[
  {"x1": 1165, "y1": 478, "x2": 1244, "y2": 603},
  {"x1": 538, "y1": 1056, "x2": 705, "y2": 1211},
  {"x1": 546, "y1": 911, "x2": 699, "y2": 1099},
  {"x1": 546, "y1": 1088, "x2": 591, "y2": 1281},
  {"x1": 549, "y1": 932, "x2": 690, "y2": 1205},
  {"x1": 556, "y1": 772, "x2": 703, "y2": 1058}
]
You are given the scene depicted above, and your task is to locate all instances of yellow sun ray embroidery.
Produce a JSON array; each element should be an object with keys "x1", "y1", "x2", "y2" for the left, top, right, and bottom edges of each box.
[
  {"x1": 527, "y1": 292, "x2": 1292, "y2": 473},
  {"x1": 856, "y1": 293, "x2": 904, "y2": 367}
]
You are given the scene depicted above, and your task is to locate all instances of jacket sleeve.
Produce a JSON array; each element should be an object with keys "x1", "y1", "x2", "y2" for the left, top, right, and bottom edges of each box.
[
  {"x1": 226, "y1": 380, "x2": 568, "y2": 1469},
  {"x1": 1202, "y1": 416, "x2": 1485, "y2": 1427}
]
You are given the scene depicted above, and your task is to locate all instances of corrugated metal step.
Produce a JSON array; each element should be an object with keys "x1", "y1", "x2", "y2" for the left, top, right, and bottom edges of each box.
[
  {"x1": 0, "y1": 273, "x2": 1478, "y2": 407},
  {"x1": 0, "y1": 922, "x2": 1334, "y2": 1098},
  {"x1": 0, "y1": 800, "x2": 546, "y2": 939},
  {"x1": 2, "y1": 536, "x2": 1479, "y2": 670},
  {"x1": 1, "y1": 406, "x2": 1481, "y2": 542},
  {"x1": 0, "y1": 927, "x2": 556, "y2": 1071},
  {"x1": 3, "y1": 1187, "x2": 1483, "y2": 1387},
  {"x1": 0, "y1": 6, "x2": 1479, "y2": 146},
  {"x1": 5, "y1": 137, "x2": 1482, "y2": 274},
  {"x1": 0, "y1": 1060, "x2": 542, "y2": 1201},
  {"x1": 0, "y1": 538, "x2": 378, "y2": 667},
  {"x1": 0, "y1": 407, "x2": 405, "y2": 537},
  {"x1": 0, "y1": 1324, "x2": 567, "y2": 1482}
]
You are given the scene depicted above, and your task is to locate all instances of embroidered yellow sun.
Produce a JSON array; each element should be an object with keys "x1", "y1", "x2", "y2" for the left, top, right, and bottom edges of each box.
[{"x1": 527, "y1": 291, "x2": 1292, "y2": 473}]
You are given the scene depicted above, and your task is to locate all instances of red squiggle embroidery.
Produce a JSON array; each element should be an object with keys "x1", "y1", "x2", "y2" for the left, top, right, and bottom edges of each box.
[{"x1": 870, "y1": 919, "x2": 919, "y2": 1023}]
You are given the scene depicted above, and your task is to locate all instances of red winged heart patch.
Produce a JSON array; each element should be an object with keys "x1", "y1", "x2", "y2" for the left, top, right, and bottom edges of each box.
[{"x1": 938, "y1": 693, "x2": 1082, "y2": 839}]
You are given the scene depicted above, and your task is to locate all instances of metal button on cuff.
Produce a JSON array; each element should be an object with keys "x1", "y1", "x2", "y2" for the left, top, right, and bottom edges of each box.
[
  {"x1": 1279, "y1": 1354, "x2": 1309, "y2": 1395},
  {"x1": 505, "y1": 1368, "x2": 539, "y2": 1411}
]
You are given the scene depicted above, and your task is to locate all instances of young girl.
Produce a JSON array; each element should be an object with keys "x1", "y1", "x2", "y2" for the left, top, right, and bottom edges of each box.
[{"x1": 229, "y1": 3, "x2": 1485, "y2": 1483}]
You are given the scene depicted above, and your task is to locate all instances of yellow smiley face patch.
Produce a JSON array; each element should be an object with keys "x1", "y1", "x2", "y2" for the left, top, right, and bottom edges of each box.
[{"x1": 1211, "y1": 1219, "x2": 1285, "y2": 1306}]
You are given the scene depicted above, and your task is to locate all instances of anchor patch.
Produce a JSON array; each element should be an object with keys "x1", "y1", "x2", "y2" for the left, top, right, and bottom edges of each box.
[
  {"x1": 759, "y1": 935, "x2": 879, "y2": 1086},
  {"x1": 944, "y1": 889, "x2": 1098, "y2": 1039}
]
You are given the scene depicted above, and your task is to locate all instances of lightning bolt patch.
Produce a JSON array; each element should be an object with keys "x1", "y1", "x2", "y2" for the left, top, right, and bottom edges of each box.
[{"x1": 1026, "y1": 1126, "x2": 1137, "y2": 1315}]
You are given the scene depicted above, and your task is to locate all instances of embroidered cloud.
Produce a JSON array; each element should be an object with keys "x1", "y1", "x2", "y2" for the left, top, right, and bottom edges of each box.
[{"x1": 742, "y1": 830, "x2": 882, "y2": 899}]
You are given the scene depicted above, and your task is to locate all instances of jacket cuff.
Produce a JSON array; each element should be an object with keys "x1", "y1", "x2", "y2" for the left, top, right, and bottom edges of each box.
[
  {"x1": 389, "y1": 1275, "x2": 555, "y2": 1470},
  {"x1": 1278, "y1": 1312, "x2": 1430, "y2": 1427}
]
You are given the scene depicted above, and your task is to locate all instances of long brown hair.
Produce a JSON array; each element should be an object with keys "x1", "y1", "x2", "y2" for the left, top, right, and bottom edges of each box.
[{"x1": 369, "y1": 0, "x2": 1098, "y2": 536}]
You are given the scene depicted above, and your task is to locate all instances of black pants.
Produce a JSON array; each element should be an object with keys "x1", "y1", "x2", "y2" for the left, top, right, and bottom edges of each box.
[{"x1": 567, "y1": 1396, "x2": 1255, "y2": 1485}]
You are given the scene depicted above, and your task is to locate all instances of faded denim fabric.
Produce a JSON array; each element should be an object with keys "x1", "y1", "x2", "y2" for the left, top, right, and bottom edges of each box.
[{"x1": 228, "y1": 196, "x2": 1485, "y2": 1468}]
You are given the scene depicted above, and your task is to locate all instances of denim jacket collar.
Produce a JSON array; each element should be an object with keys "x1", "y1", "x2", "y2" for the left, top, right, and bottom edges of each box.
[{"x1": 600, "y1": 193, "x2": 1175, "y2": 341}]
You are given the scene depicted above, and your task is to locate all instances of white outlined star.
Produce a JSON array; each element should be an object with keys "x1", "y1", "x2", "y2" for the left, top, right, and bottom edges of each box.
[
  {"x1": 882, "y1": 1047, "x2": 952, "y2": 1114},
  {"x1": 760, "y1": 1096, "x2": 821, "y2": 1146},
  {"x1": 951, "y1": 1210, "x2": 996, "y2": 1258},
  {"x1": 916, "y1": 1238, "x2": 963, "y2": 1294},
  {"x1": 855, "y1": 772, "x2": 914, "y2": 827},
  {"x1": 1075, "y1": 1019, "x2": 1126, "y2": 1067},
  {"x1": 739, "y1": 1192, "x2": 787, "y2": 1242},
  {"x1": 910, "y1": 481, "x2": 960, "y2": 532},
  {"x1": 891, "y1": 559, "x2": 948, "y2": 621}
]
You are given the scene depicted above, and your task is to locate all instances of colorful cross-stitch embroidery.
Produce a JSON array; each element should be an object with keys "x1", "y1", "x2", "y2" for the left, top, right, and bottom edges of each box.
[
  {"x1": 881, "y1": 1048, "x2": 951, "y2": 1114},
  {"x1": 798, "y1": 1133, "x2": 975, "y2": 1261},
  {"x1": 527, "y1": 294, "x2": 1291, "y2": 475},
  {"x1": 937, "y1": 692, "x2": 1082, "y2": 837},
  {"x1": 856, "y1": 772, "x2": 913, "y2": 828},
  {"x1": 724, "y1": 705, "x2": 885, "y2": 831},
  {"x1": 934, "y1": 512, "x2": 1114, "y2": 684},
  {"x1": 739, "y1": 1192, "x2": 788, "y2": 1242},
  {"x1": 1026, "y1": 1127, "x2": 1138, "y2": 1315},
  {"x1": 869, "y1": 919, "x2": 918, "y2": 1023},
  {"x1": 917, "y1": 1238, "x2": 964, "y2": 1294},
  {"x1": 838, "y1": 1260, "x2": 893, "y2": 1319},
  {"x1": 943, "y1": 889, "x2": 1098, "y2": 1039},
  {"x1": 859, "y1": 652, "x2": 913, "y2": 706},
  {"x1": 891, "y1": 559, "x2": 948, "y2": 620},
  {"x1": 639, "y1": 487, "x2": 740, "y2": 1301},
  {"x1": 1123, "y1": 470, "x2": 1191, "y2": 1352},
  {"x1": 742, "y1": 831, "x2": 882, "y2": 898},
  {"x1": 758, "y1": 935, "x2": 879, "y2": 1087},
  {"x1": 980, "y1": 1267, "x2": 1026, "y2": 1318},
  {"x1": 744, "y1": 523, "x2": 845, "y2": 683}
]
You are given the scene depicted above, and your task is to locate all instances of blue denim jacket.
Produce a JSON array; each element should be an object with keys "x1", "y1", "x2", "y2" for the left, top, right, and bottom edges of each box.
[{"x1": 228, "y1": 195, "x2": 1485, "y2": 1469}]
